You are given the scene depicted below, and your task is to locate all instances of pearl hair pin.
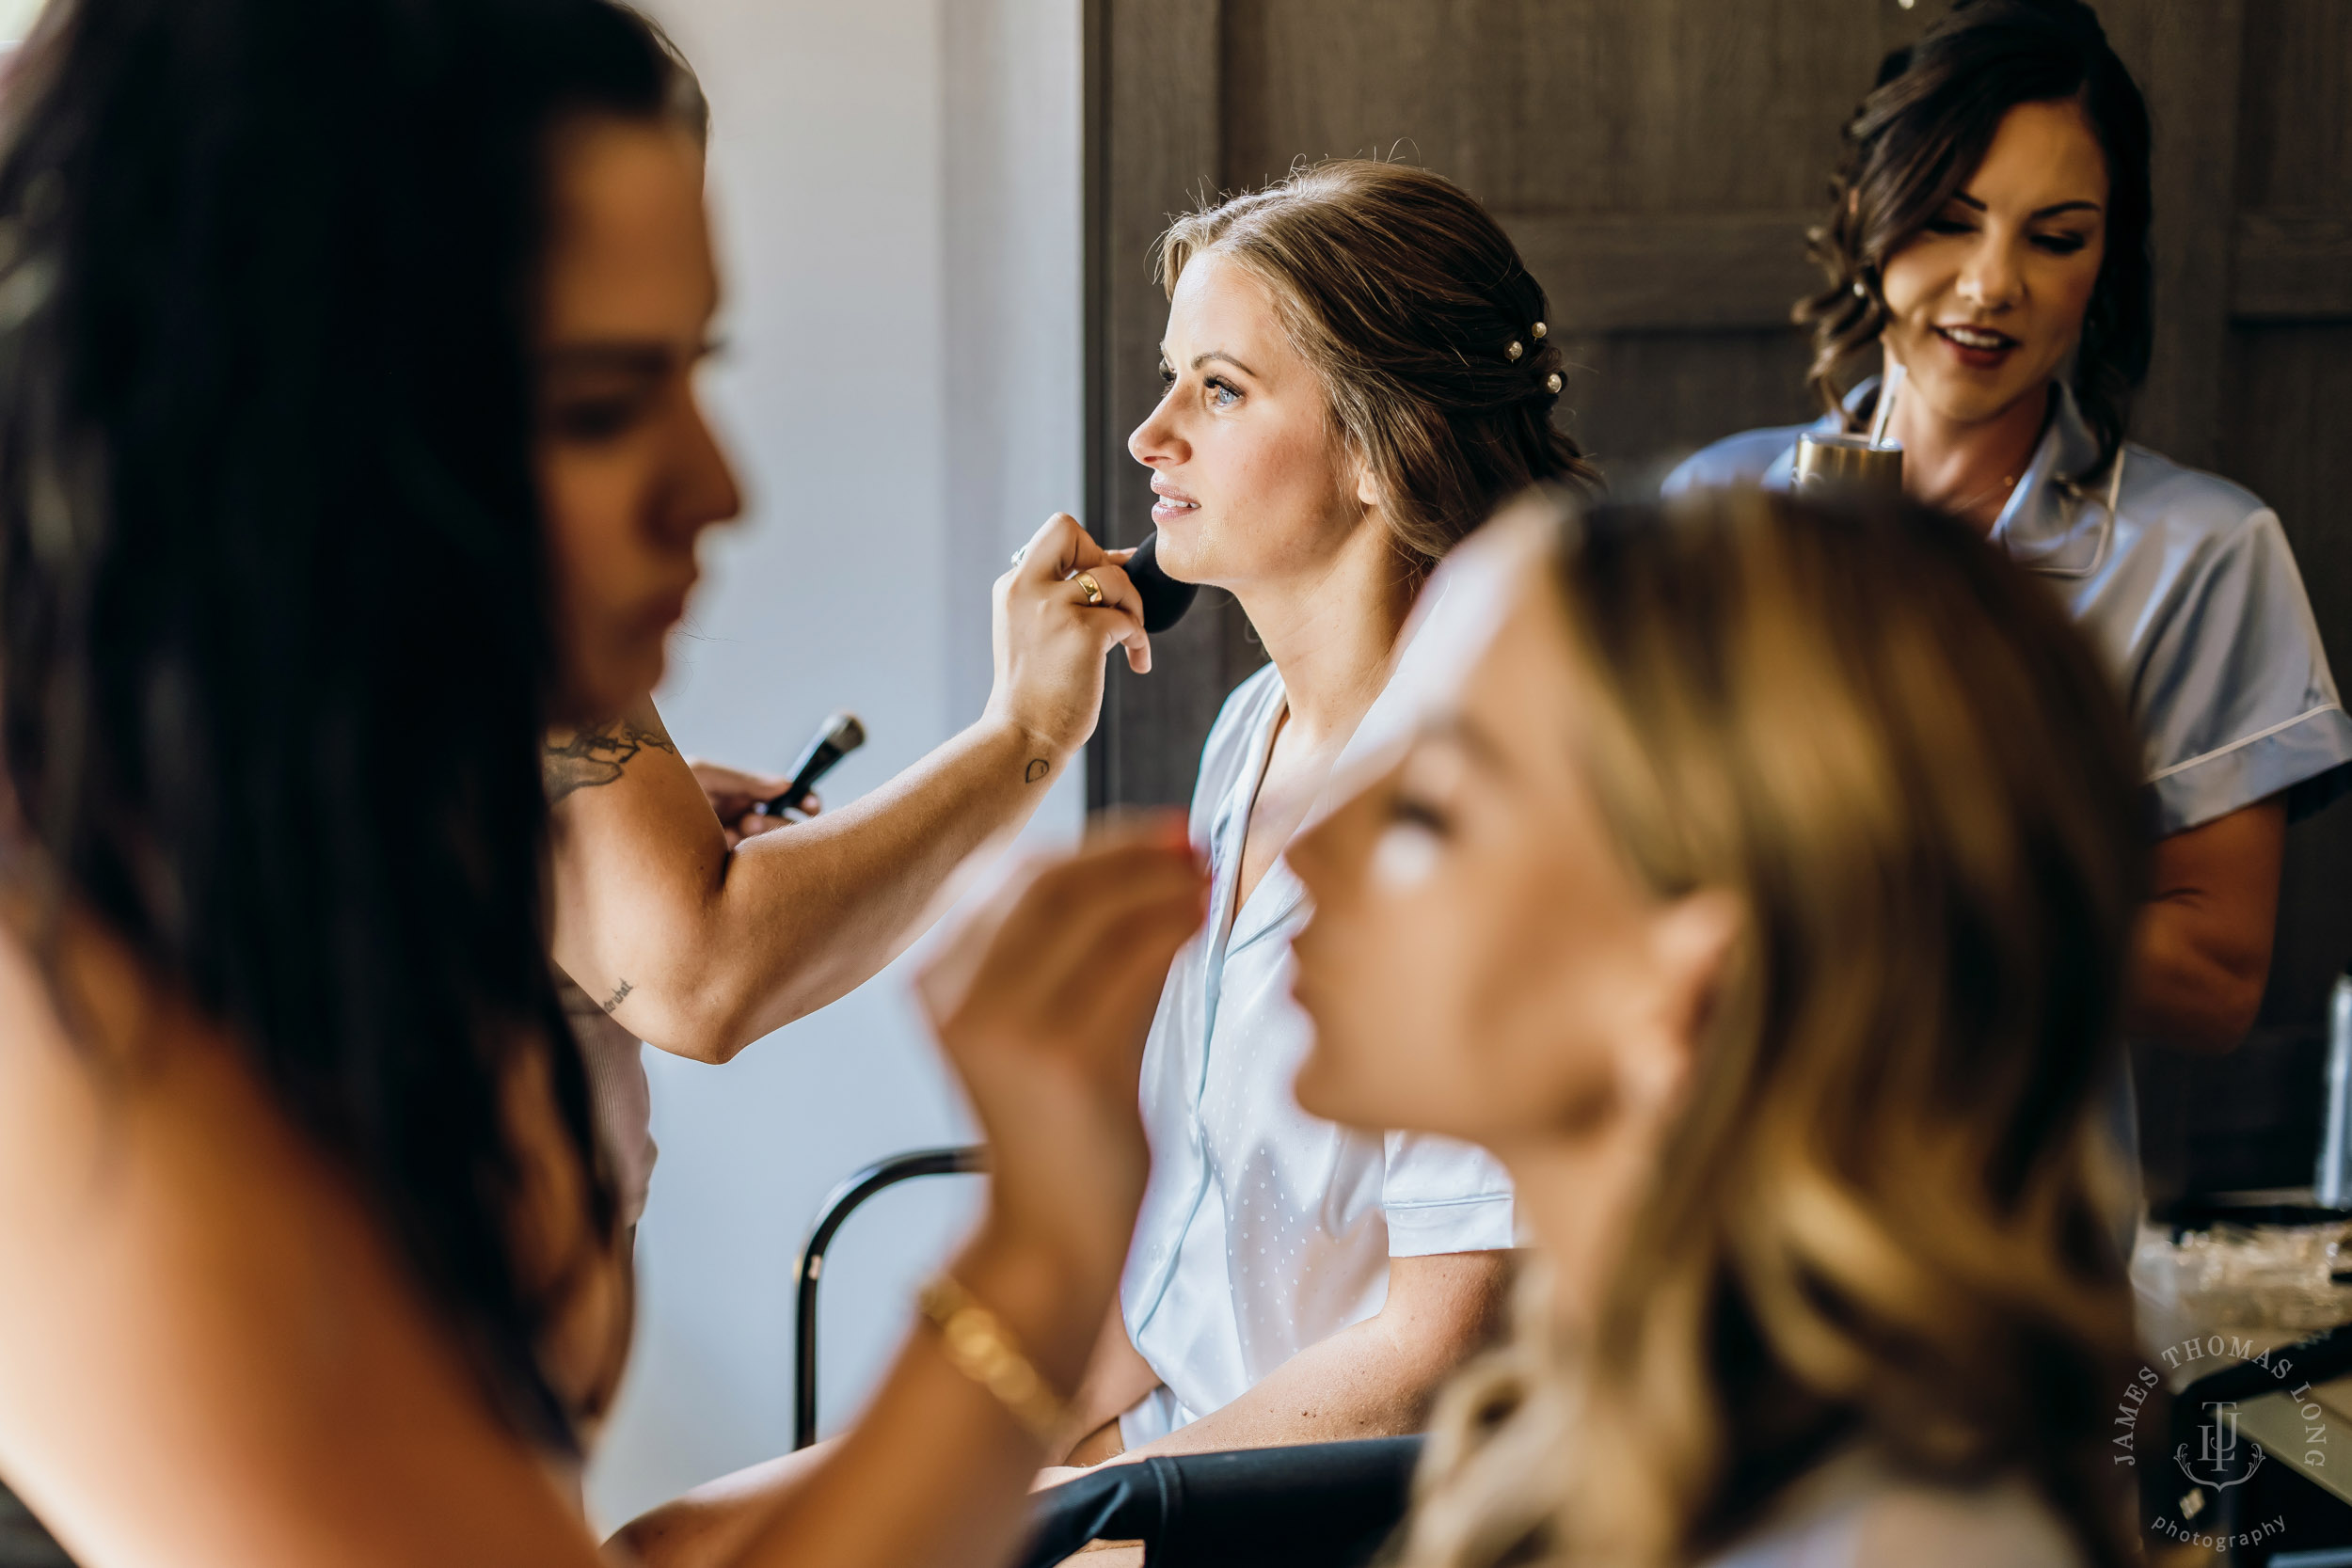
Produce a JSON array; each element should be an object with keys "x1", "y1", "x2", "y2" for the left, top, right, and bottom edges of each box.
[
  {"x1": 1506, "y1": 340, "x2": 1523, "y2": 362},
  {"x1": 1545, "y1": 372, "x2": 1563, "y2": 394},
  {"x1": 1532, "y1": 321, "x2": 1547, "y2": 340}
]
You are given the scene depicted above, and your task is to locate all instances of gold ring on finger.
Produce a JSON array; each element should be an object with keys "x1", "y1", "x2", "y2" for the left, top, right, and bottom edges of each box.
[{"x1": 1074, "y1": 572, "x2": 1104, "y2": 606}]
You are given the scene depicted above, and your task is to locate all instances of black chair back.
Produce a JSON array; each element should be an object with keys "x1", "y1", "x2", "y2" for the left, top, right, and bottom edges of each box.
[{"x1": 1020, "y1": 1436, "x2": 1422, "y2": 1568}]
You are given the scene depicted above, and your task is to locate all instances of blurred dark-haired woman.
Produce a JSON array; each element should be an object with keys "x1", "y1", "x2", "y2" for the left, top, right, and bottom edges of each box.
[
  {"x1": 1669, "y1": 0, "x2": 2352, "y2": 1058},
  {"x1": 0, "y1": 1, "x2": 1201, "y2": 1564}
]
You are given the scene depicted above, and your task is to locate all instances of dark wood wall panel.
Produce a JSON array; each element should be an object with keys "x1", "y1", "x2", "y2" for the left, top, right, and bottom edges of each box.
[
  {"x1": 1223, "y1": 0, "x2": 1915, "y2": 211},
  {"x1": 2235, "y1": 0, "x2": 2351, "y2": 213},
  {"x1": 2217, "y1": 0, "x2": 2352, "y2": 1053},
  {"x1": 1086, "y1": 0, "x2": 1243, "y2": 809},
  {"x1": 2225, "y1": 324, "x2": 2352, "y2": 1035},
  {"x1": 1503, "y1": 214, "x2": 1820, "y2": 334},
  {"x1": 1557, "y1": 329, "x2": 1818, "y2": 492},
  {"x1": 2225, "y1": 326, "x2": 2352, "y2": 676},
  {"x1": 2098, "y1": 0, "x2": 2247, "y2": 469}
]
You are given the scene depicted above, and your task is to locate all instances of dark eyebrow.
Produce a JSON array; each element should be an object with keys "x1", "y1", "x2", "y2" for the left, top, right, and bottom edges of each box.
[
  {"x1": 539, "y1": 338, "x2": 723, "y2": 377},
  {"x1": 1156, "y1": 343, "x2": 1262, "y2": 380},
  {"x1": 1951, "y1": 191, "x2": 2103, "y2": 220},
  {"x1": 1192, "y1": 351, "x2": 1258, "y2": 377}
]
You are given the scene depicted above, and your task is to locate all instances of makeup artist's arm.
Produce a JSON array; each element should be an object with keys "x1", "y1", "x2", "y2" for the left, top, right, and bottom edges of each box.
[
  {"x1": 2123, "y1": 797, "x2": 2286, "y2": 1053},
  {"x1": 0, "y1": 827, "x2": 1202, "y2": 1568},
  {"x1": 547, "y1": 515, "x2": 1150, "y2": 1063},
  {"x1": 608, "y1": 1313, "x2": 1158, "y2": 1568}
]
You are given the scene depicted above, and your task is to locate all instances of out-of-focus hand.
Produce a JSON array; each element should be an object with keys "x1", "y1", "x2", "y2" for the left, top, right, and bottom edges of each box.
[
  {"x1": 916, "y1": 815, "x2": 1204, "y2": 1292},
  {"x1": 987, "y1": 513, "x2": 1152, "y2": 764},
  {"x1": 687, "y1": 756, "x2": 820, "y2": 847}
]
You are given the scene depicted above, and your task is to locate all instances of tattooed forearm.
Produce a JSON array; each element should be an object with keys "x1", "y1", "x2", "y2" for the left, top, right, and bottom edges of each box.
[
  {"x1": 543, "y1": 716, "x2": 679, "y2": 804},
  {"x1": 1025, "y1": 757, "x2": 1050, "y2": 784}
]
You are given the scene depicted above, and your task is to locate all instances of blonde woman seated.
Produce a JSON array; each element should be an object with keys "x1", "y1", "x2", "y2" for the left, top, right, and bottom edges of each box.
[
  {"x1": 1058, "y1": 162, "x2": 1603, "y2": 1467},
  {"x1": 1288, "y1": 488, "x2": 2143, "y2": 1565}
]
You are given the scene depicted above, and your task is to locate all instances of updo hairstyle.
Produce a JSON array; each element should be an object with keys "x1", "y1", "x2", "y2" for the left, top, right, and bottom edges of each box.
[{"x1": 1158, "y1": 160, "x2": 1599, "y2": 576}]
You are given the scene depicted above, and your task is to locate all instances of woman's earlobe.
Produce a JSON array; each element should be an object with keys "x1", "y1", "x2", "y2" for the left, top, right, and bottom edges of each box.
[
  {"x1": 1657, "y1": 890, "x2": 1743, "y2": 1044},
  {"x1": 1623, "y1": 891, "x2": 1741, "y2": 1119}
]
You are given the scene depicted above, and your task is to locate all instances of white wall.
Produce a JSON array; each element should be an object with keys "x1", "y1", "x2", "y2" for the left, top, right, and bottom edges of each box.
[{"x1": 585, "y1": 0, "x2": 1084, "y2": 1530}]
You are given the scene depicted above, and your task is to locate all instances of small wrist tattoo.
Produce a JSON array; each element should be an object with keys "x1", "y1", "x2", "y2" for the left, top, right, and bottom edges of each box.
[{"x1": 1025, "y1": 757, "x2": 1051, "y2": 784}]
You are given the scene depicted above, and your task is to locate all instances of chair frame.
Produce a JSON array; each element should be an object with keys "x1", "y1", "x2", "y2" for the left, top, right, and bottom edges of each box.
[{"x1": 791, "y1": 1144, "x2": 987, "y2": 1450}]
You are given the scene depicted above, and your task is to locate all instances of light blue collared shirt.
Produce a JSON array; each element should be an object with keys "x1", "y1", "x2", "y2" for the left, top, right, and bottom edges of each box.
[
  {"x1": 1666, "y1": 382, "x2": 2352, "y2": 834},
  {"x1": 1118, "y1": 657, "x2": 1516, "y2": 1446}
]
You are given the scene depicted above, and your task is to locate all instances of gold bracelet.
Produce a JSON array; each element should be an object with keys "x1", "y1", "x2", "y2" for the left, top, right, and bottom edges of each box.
[{"x1": 916, "y1": 1273, "x2": 1068, "y2": 1445}]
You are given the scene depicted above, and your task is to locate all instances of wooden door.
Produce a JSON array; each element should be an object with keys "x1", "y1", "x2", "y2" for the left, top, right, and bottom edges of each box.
[{"x1": 1082, "y1": 0, "x2": 2352, "y2": 1187}]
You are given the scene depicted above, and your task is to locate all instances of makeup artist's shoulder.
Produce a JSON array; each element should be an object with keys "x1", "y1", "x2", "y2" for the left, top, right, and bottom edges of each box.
[{"x1": 1661, "y1": 423, "x2": 1814, "y2": 497}]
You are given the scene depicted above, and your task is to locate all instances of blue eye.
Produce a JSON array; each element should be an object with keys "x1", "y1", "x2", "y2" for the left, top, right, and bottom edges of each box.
[{"x1": 1206, "y1": 377, "x2": 1241, "y2": 410}]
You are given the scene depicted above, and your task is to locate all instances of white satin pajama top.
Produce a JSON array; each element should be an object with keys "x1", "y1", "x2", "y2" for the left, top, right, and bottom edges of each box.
[
  {"x1": 1665, "y1": 380, "x2": 2352, "y2": 833},
  {"x1": 1117, "y1": 657, "x2": 1517, "y2": 1447}
]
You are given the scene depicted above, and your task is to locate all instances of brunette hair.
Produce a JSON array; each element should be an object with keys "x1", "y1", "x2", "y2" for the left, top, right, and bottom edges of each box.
[
  {"x1": 1797, "y1": 0, "x2": 2153, "y2": 482},
  {"x1": 1399, "y1": 487, "x2": 2144, "y2": 1568},
  {"x1": 1158, "y1": 161, "x2": 1598, "y2": 575},
  {"x1": 0, "y1": 0, "x2": 697, "y2": 1449}
]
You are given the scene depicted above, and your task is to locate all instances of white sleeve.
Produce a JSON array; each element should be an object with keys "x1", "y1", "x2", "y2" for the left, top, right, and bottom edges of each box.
[{"x1": 1380, "y1": 1130, "x2": 1515, "y2": 1257}]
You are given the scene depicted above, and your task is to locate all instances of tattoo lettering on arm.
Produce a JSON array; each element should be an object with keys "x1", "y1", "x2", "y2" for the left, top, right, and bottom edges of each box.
[
  {"x1": 602, "y1": 979, "x2": 634, "y2": 1014},
  {"x1": 1025, "y1": 758, "x2": 1051, "y2": 784},
  {"x1": 543, "y1": 717, "x2": 680, "y2": 804}
]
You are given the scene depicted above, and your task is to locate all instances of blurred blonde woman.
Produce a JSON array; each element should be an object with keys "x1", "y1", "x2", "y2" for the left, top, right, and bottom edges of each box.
[{"x1": 1288, "y1": 486, "x2": 2143, "y2": 1566}]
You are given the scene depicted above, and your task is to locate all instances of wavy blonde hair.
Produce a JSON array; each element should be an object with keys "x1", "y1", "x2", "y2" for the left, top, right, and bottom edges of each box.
[{"x1": 1397, "y1": 487, "x2": 2144, "y2": 1568}]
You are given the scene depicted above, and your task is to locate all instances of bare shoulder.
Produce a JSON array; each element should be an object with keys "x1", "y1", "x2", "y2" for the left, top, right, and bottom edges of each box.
[
  {"x1": 0, "y1": 918, "x2": 596, "y2": 1568},
  {"x1": 543, "y1": 707, "x2": 680, "y2": 805}
]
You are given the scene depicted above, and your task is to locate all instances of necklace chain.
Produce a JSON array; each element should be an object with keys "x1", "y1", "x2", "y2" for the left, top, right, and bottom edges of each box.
[
  {"x1": 1936, "y1": 425, "x2": 2043, "y2": 519},
  {"x1": 1950, "y1": 471, "x2": 2019, "y2": 516}
]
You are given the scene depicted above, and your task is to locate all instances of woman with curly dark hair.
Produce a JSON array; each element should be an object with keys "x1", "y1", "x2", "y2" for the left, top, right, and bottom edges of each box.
[
  {"x1": 0, "y1": 1, "x2": 1201, "y2": 1563},
  {"x1": 1669, "y1": 0, "x2": 2351, "y2": 1058}
]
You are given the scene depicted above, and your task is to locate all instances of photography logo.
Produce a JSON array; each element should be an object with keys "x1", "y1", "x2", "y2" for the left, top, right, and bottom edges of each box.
[
  {"x1": 2176, "y1": 1397, "x2": 2265, "y2": 1493},
  {"x1": 2118, "y1": 1335, "x2": 2326, "y2": 1553}
]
